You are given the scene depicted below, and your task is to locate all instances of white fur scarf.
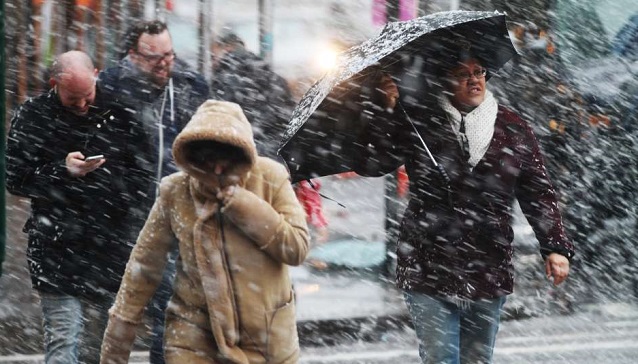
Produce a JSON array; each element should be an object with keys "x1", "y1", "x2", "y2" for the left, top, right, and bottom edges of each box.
[{"x1": 438, "y1": 90, "x2": 499, "y2": 169}]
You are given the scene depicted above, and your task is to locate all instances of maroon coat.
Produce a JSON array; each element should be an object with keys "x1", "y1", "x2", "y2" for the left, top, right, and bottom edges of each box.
[{"x1": 360, "y1": 101, "x2": 574, "y2": 299}]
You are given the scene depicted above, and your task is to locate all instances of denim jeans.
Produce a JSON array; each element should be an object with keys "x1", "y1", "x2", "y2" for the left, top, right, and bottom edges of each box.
[
  {"x1": 40, "y1": 292, "x2": 113, "y2": 364},
  {"x1": 403, "y1": 291, "x2": 506, "y2": 364}
]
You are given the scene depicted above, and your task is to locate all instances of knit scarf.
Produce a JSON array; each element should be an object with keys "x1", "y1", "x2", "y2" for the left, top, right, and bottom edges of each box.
[{"x1": 438, "y1": 90, "x2": 499, "y2": 169}]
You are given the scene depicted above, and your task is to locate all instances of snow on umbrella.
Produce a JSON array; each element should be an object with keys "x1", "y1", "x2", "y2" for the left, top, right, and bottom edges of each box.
[{"x1": 278, "y1": 10, "x2": 517, "y2": 183}]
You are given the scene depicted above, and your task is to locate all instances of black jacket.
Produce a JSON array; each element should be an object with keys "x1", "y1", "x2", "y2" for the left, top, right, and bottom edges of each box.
[
  {"x1": 6, "y1": 88, "x2": 151, "y2": 299},
  {"x1": 212, "y1": 48, "x2": 295, "y2": 159}
]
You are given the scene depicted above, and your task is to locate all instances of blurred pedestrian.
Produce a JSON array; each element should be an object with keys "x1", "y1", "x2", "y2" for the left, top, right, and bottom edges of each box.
[
  {"x1": 211, "y1": 31, "x2": 296, "y2": 160},
  {"x1": 294, "y1": 179, "x2": 329, "y2": 269},
  {"x1": 100, "y1": 100, "x2": 309, "y2": 364},
  {"x1": 5, "y1": 51, "x2": 149, "y2": 364},
  {"x1": 98, "y1": 19, "x2": 210, "y2": 364},
  {"x1": 362, "y1": 46, "x2": 575, "y2": 364}
]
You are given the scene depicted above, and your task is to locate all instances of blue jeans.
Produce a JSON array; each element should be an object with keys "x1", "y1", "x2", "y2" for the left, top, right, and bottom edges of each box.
[
  {"x1": 403, "y1": 291, "x2": 506, "y2": 364},
  {"x1": 40, "y1": 292, "x2": 112, "y2": 364}
]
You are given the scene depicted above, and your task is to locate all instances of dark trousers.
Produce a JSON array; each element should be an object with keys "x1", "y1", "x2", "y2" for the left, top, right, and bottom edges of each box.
[{"x1": 148, "y1": 250, "x2": 177, "y2": 364}]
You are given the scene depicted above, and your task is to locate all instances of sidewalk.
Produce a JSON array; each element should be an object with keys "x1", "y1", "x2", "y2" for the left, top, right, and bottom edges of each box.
[{"x1": 292, "y1": 264, "x2": 409, "y2": 346}]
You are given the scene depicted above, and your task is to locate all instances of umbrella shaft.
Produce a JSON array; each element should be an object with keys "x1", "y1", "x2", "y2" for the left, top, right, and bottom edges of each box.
[{"x1": 398, "y1": 102, "x2": 438, "y2": 167}]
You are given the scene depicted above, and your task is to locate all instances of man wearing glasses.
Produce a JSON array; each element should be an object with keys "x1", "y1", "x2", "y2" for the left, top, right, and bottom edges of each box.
[{"x1": 98, "y1": 20, "x2": 210, "y2": 364}]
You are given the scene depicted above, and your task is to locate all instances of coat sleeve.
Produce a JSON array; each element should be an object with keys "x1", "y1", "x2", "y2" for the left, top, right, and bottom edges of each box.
[
  {"x1": 515, "y1": 119, "x2": 575, "y2": 261},
  {"x1": 5, "y1": 101, "x2": 73, "y2": 198},
  {"x1": 100, "y1": 180, "x2": 176, "y2": 363},
  {"x1": 119, "y1": 111, "x2": 156, "y2": 231},
  {"x1": 222, "y1": 162, "x2": 310, "y2": 266},
  {"x1": 350, "y1": 72, "x2": 408, "y2": 177}
]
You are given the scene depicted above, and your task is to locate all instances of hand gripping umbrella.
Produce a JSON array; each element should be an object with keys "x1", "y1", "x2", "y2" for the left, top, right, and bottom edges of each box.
[{"x1": 278, "y1": 11, "x2": 517, "y2": 183}]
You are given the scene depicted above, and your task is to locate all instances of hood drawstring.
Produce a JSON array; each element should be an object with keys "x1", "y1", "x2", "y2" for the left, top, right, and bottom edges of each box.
[{"x1": 156, "y1": 78, "x2": 175, "y2": 193}]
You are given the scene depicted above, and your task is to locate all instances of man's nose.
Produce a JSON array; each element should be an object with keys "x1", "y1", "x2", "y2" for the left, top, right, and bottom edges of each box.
[
  {"x1": 75, "y1": 99, "x2": 87, "y2": 109},
  {"x1": 157, "y1": 56, "x2": 171, "y2": 67}
]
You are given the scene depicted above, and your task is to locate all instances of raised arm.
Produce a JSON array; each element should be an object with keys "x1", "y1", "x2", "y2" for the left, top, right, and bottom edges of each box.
[{"x1": 220, "y1": 161, "x2": 310, "y2": 266}]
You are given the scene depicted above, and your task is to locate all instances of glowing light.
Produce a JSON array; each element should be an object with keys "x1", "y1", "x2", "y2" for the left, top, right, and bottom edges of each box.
[{"x1": 315, "y1": 45, "x2": 340, "y2": 72}]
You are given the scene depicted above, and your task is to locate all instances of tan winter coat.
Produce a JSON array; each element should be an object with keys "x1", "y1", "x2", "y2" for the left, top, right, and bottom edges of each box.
[{"x1": 100, "y1": 101, "x2": 310, "y2": 364}]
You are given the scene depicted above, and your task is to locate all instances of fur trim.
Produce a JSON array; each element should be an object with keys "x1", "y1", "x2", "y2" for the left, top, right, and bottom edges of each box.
[{"x1": 172, "y1": 100, "x2": 258, "y2": 188}]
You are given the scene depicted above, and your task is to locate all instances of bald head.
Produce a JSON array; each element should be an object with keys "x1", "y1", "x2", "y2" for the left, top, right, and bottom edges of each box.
[{"x1": 50, "y1": 51, "x2": 97, "y2": 115}]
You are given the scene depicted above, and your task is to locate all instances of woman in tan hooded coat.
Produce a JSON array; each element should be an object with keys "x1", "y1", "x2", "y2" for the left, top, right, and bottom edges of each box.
[{"x1": 100, "y1": 100, "x2": 310, "y2": 364}]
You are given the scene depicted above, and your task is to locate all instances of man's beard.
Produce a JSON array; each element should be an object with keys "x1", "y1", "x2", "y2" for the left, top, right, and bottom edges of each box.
[{"x1": 147, "y1": 64, "x2": 172, "y2": 87}]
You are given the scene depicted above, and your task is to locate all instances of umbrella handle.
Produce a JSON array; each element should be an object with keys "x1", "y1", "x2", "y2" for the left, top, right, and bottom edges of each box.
[{"x1": 436, "y1": 164, "x2": 452, "y2": 186}]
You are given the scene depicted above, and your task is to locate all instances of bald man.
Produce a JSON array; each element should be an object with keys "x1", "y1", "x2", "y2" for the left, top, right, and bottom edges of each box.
[{"x1": 6, "y1": 51, "x2": 152, "y2": 364}]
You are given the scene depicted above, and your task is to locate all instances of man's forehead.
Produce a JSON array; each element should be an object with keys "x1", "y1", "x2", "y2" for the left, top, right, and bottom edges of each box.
[
  {"x1": 451, "y1": 59, "x2": 482, "y2": 70},
  {"x1": 138, "y1": 31, "x2": 172, "y2": 52},
  {"x1": 59, "y1": 73, "x2": 96, "y2": 94}
]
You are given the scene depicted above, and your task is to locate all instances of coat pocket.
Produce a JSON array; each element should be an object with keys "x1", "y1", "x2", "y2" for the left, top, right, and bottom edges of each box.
[{"x1": 264, "y1": 293, "x2": 299, "y2": 363}]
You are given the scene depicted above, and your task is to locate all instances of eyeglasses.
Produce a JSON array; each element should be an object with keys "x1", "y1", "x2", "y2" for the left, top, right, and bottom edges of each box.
[
  {"x1": 135, "y1": 50, "x2": 176, "y2": 64},
  {"x1": 453, "y1": 68, "x2": 487, "y2": 81}
]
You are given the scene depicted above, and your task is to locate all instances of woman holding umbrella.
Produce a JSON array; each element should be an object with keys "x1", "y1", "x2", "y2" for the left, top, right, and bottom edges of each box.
[{"x1": 367, "y1": 46, "x2": 575, "y2": 364}]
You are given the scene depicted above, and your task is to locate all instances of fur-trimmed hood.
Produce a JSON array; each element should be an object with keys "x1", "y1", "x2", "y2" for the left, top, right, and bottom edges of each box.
[{"x1": 172, "y1": 100, "x2": 258, "y2": 189}]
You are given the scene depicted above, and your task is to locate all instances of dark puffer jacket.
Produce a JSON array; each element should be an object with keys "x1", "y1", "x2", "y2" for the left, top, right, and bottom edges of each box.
[
  {"x1": 6, "y1": 89, "x2": 150, "y2": 299},
  {"x1": 359, "y1": 99, "x2": 574, "y2": 299},
  {"x1": 212, "y1": 48, "x2": 296, "y2": 160},
  {"x1": 98, "y1": 58, "x2": 210, "y2": 192}
]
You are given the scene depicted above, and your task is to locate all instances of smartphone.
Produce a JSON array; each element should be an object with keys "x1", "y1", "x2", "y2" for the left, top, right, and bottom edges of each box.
[{"x1": 84, "y1": 154, "x2": 105, "y2": 162}]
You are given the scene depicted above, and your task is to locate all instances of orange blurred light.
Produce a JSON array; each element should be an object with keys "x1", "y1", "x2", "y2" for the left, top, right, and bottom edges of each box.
[{"x1": 76, "y1": 0, "x2": 93, "y2": 7}]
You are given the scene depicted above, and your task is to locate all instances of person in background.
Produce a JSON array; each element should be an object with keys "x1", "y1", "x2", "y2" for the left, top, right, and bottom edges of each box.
[
  {"x1": 294, "y1": 179, "x2": 330, "y2": 270},
  {"x1": 6, "y1": 50, "x2": 149, "y2": 364},
  {"x1": 360, "y1": 45, "x2": 574, "y2": 364},
  {"x1": 100, "y1": 100, "x2": 309, "y2": 364},
  {"x1": 98, "y1": 19, "x2": 210, "y2": 364},
  {"x1": 211, "y1": 31, "x2": 296, "y2": 160}
]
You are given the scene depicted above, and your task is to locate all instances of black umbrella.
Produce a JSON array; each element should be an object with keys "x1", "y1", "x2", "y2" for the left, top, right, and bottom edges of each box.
[{"x1": 278, "y1": 11, "x2": 517, "y2": 183}]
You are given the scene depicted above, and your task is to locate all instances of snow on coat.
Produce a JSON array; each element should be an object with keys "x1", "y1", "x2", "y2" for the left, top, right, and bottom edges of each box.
[{"x1": 101, "y1": 101, "x2": 310, "y2": 364}]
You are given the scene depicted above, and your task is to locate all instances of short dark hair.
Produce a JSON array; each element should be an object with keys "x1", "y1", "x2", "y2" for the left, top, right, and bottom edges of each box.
[
  {"x1": 216, "y1": 30, "x2": 245, "y2": 47},
  {"x1": 123, "y1": 20, "x2": 169, "y2": 56}
]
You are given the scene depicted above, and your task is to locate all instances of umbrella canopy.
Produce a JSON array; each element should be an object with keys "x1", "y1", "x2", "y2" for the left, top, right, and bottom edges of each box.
[{"x1": 278, "y1": 11, "x2": 517, "y2": 183}]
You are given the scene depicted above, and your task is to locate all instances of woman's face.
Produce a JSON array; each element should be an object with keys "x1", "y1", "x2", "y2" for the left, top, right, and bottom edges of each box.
[
  {"x1": 447, "y1": 59, "x2": 487, "y2": 111},
  {"x1": 187, "y1": 142, "x2": 246, "y2": 176}
]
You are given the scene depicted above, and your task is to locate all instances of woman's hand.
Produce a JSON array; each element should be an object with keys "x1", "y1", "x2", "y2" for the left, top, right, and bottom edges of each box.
[
  {"x1": 545, "y1": 253, "x2": 570, "y2": 286},
  {"x1": 378, "y1": 73, "x2": 399, "y2": 110}
]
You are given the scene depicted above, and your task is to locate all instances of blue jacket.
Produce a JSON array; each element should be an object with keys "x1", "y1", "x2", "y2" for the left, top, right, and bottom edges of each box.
[{"x1": 98, "y1": 59, "x2": 210, "y2": 199}]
